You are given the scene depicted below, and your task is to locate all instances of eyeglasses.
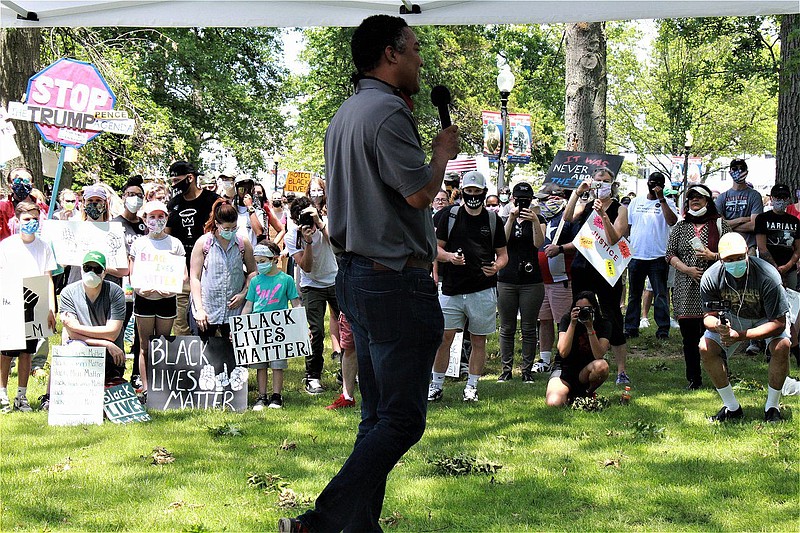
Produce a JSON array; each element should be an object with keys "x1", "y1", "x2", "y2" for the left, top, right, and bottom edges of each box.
[
  {"x1": 82, "y1": 264, "x2": 104, "y2": 275},
  {"x1": 433, "y1": 198, "x2": 448, "y2": 204}
]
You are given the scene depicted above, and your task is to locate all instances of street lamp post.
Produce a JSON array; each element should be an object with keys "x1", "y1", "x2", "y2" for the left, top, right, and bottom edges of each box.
[
  {"x1": 273, "y1": 154, "x2": 281, "y2": 193},
  {"x1": 496, "y1": 65, "x2": 515, "y2": 189},
  {"x1": 681, "y1": 130, "x2": 693, "y2": 210}
]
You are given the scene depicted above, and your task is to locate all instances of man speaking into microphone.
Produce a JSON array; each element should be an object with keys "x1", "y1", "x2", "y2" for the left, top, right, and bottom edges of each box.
[{"x1": 279, "y1": 14, "x2": 459, "y2": 533}]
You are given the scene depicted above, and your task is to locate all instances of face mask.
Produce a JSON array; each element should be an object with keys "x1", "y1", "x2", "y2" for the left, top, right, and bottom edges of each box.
[
  {"x1": 147, "y1": 218, "x2": 167, "y2": 233},
  {"x1": 310, "y1": 190, "x2": 324, "y2": 199},
  {"x1": 772, "y1": 199, "x2": 789, "y2": 213},
  {"x1": 647, "y1": 181, "x2": 664, "y2": 194},
  {"x1": 254, "y1": 194, "x2": 264, "y2": 206},
  {"x1": 11, "y1": 180, "x2": 33, "y2": 201},
  {"x1": 84, "y1": 201, "x2": 106, "y2": 220},
  {"x1": 687, "y1": 206, "x2": 707, "y2": 217},
  {"x1": 597, "y1": 183, "x2": 613, "y2": 199},
  {"x1": 486, "y1": 205, "x2": 500, "y2": 213},
  {"x1": 724, "y1": 259, "x2": 748, "y2": 278},
  {"x1": 218, "y1": 226, "x2": 236, "y2": 240},
  {"x1": 272, "y1": 200, "x2": 282, "y2": 208},
  {"x1": 541, "y1": 199, "x2": 566, "y2": 219},
  {"x1": 172, "y1": 177, "x2": 191, "y2": 195},
  {"x1": 63, "y1": 200, "x2": 76, "y2": 211},
  {"x1": 20, "y1": 219, "x2": 39, "y2": 235},
  {"x1": 729, "y1": 169, "x2": 748, "y2": 183},
  {"x1": 256, "y1": 262, "x2": 274, "y2": 274},
  {"x1": 125, "y1": 196, "x2": 144, "y2": 213},
  {"x1": 499, "y1": 194, "x2": 509, "y2": 203},
  {"x1": 462, "y1": 191, "x2": 486, "y2": 209},
  {"x1": 82, "y1": 271, "x2": 103, "y2": 288}
]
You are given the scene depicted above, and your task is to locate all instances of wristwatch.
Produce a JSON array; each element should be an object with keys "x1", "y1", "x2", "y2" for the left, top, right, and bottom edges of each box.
[
  {"x1": 558, "y1": 245, "x2": 564, "y2": 254},
  {"x1": 247, "y1": 207, "x2": 255, "y2": 214}
]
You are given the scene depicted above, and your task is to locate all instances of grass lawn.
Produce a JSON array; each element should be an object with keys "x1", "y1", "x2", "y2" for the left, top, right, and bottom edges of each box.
[{"x1": 1, "y1": 317, "x2": 797, "y2": 532}]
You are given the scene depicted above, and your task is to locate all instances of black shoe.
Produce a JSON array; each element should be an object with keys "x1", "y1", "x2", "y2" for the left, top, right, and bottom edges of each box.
[
  {"x1": 278, "y1": 517, "x2": 310, "y2": 533},
  {"x1": 687, "y1": 381, "x2": 702, "y2": 390},
  {"x1": 497, "y1": 371, "x2": 512, "y2": 383},
  {"x1": 709, "y1": 405, "x2": 744, "y2": 422},
  {"x1": 764, "y1": 407, "x2": 783, "y2": 423},
  {"x1": 38, "y1": 394, "x2": 50, "y2": 411},
  {"x1": 624, "y1": 331, "x2": 639, "y2": 339},
  {"x1": 335, "y1": 368, "x2": 343, "y2": 385},
  {"x1": 304, "y1": 377, "x2": 325, "y2": 395},
  {"x1": 522, "y1": 371, "x2": 534, "y2": 383},
  {"x1": 330, "y1": 351, "x2": 341, "y2": 362},
  {"x1": 656, "y1": 335, "x2": 669, "y2": 342}
]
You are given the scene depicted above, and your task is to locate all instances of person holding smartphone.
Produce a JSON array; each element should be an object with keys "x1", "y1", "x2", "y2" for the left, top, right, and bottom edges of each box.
[{"x1": 545, "y1": 291, "x2": 611, "y2": 406}]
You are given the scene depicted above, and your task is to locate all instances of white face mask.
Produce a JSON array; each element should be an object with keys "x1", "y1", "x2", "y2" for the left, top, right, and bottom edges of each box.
[
  {"x1": 688, "y1": 206, "x2": 707, "y2": 217},
  {"x1": 596, "y1": 183, "x2": 613, "y2": 199},
  {"x1": 82, "y1": 271, "x2": 102, "y2": 288},
  {"x1": 125, "y1": 196, "x2": 144, "y2": 213}
]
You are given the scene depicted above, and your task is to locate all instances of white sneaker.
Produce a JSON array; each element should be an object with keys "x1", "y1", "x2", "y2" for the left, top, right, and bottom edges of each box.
[
  {"x1": 462, "y1": 385, "x2": 478, "y2": 402},
  {"x1": 782, "y1": 376, "x2": 800, "y2": 396},
  {"x1": 639, "y1": 317, "x2": 650, "y2": 329},
  {"x1": 427, "y1": 385, "x2": 443, "y2": 402},
  {"x1": 670, "y1": 318, "x2": 680, "y2": 329},
  {"x1": 531, "y1": 360, "x2": 551, "y2": 373}
]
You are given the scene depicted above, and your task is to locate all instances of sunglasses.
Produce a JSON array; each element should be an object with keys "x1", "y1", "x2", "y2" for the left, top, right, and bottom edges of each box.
[
  {"x1": 82, "y1": 264, "x2": 104, "y2": 275},
  {"x1": 686, "y1": 193, "x2": 706, "y2": 200}
]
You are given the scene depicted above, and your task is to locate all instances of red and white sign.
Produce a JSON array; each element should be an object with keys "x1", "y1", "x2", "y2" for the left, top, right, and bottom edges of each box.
[
  {"x1": 24, "y1": 58, "x2": 117, "y2": 147},
  {"x1": 572, "y1": 214, "x2": 633, "y2": 286}
]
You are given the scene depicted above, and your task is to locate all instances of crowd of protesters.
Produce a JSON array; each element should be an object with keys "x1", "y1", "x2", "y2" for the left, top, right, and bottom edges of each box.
[{"x1": 0, "y1": 156, "x2": 797, "y2": 423}]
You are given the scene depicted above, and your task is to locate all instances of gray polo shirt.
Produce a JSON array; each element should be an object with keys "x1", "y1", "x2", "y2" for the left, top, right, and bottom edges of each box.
[{"x1": 325, "y1": 78, "x2": 435, "y2": 271}]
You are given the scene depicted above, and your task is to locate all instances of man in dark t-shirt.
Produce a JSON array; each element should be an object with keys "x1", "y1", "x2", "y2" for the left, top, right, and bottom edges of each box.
[
  {"x1": 165, "y1": 161, "x2": 219, "y2": 335},
  {"x1": 755, "y1": 183, "x2": 800, "y2": 288},
  {"x1": 428, "y1": 171, "x2": 507, "y2": 403}
]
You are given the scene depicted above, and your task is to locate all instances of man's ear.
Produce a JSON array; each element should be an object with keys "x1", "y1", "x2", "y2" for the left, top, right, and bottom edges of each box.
[{"x1": 385, "y1": 45, "x2": 397, "y2": 64}]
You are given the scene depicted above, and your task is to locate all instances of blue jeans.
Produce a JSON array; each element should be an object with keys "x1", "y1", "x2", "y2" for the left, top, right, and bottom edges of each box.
[
  {"x1": 624, "y1": 258, "x2": 670, "y2": 338},
  {"x1": 299, "y1": 254, "x2": 443, "y2": 532}
]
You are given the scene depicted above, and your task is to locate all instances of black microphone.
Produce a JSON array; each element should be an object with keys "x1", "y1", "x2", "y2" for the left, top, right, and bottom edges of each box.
[{"x1": 430, "y1": 85, "x2": 452, "y2": 129}]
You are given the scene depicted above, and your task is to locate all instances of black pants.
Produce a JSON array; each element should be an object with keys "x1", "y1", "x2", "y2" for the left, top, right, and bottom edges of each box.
[
  {"x1": 300, "y1": 285, "x2": 340, "y2": 379},
  {"x1": 678, "y1": 317, "x2": 703, "y2": 385}
]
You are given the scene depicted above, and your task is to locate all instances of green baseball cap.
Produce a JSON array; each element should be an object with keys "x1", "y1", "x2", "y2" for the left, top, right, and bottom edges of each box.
[{"x1": 82, "y1": 251, "x2": 107, "y2": 270}]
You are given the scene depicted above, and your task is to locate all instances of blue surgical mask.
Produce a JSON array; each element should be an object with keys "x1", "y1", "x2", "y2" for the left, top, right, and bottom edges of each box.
[
  {"x1": 218, "y1": 226, "x2": 236, "y2": 240},
  {"x1": 772, "y1": 199, "x2": 789, "y2": 213},
  {"x1": 20, "y1": 219, "x2": 39, "y2": 235},
  {"x1": 724, "y1": 259, "x2": 748, "y2": 278},
  {"x1": 257, "y1": 262, "x2": 274, "y2": 274}
]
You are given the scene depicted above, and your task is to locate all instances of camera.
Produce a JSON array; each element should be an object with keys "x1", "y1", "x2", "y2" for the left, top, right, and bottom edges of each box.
[
  {"x1": 577, "y1": 306, "x2": 594, "y2": 322},
  {"x1": 589, "y1": 181, "x2": 603, "y2": 190},
  {"x1": 299, "y1": 212, "x2": 314, "y2": 227},
  {"x1": 706, "y1": 299, "x2": 731, "y2": 325},
  {"x1": 518, "y1": 261, "x2": 535, "y2": 274},
  {"x1": 516, "y1": 197, "x2": 532, "y2": 210}
]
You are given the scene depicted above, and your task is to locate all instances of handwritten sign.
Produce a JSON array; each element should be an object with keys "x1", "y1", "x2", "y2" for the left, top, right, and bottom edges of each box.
[
  {"x1": 0, "y1": 272, "x2": 25, "y2": 351},
  {"x1": 229, "y1": 308, "x2": 311, "y2": 365},
  {"x1": 572, "y1": 215, "x2": 633, "y2": 286},
  {"x1": 130, "y1": 251, "x2": 184, "y2": 293},
  {"x1": 543, "y1": 151, "x2": 625, "y2": 189},
  {"x1": 48, "y1": 344, "x2": 105, "y2": 426},
  {"x1": 147, "y1": 336, "x2": 248, "y2": 412},
  {"x1": 283, "y1": 171, "x2": 312, "y2": 193},
  {"x1": 445, "y1": 331, "x2": 464, "y2": 378},
  {"x1": 23, "y1": 275, "x2": 53, "y2": 339},
  {"x1": 103, "y1": 383, "x2": 151, "y2": 423},
  {"x1": 41, "y1": 220, "x2": 127, "y2": 268}
]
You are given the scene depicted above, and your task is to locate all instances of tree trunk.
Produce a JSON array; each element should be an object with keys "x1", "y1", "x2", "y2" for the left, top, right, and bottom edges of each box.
[
  {"x1": 777, "y1": 14, "x2": 800, "y2": 192},
  {"x1": 564, "y1": 22, "x2": 607, "y2": 153},
  {"x1": 0, "y1": 28, "x2": 44, "y2": 190}
]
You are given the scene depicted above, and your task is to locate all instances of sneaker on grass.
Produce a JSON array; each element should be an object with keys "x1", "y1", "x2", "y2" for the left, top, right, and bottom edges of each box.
[
  {"x1": 253, "y1": 394, "x2": 268, "y2": 411},
  {"x1": 615, "y1": 371, "x2": 631, "y2": 385},
  {"x1": 0, "y1": 396, "x2": 10, "y2": 413},
  {"x1": 427, "y1": 385, "x2": 443, "y2": 402},
  {"x1": 497, "y1": 371, "x2": 512, "y2": 382},
  {"x1": 38, "y1": 394, "x2": 49, "y2": 411},
  {"x1": 268, "y1": 393, "x2": 284, "y2": 409},
  {"x1": 278, "y1": 517, "x2": 309, "y2": 533},
  {"x1": 462, "y1": 385, "x2": 478, "y2": 402},
  {"x1": 13, "y1": 396, "x2": 32, "y2": 412},
  {"x1": 522, "y1": 371, "x2": 534, "y2": 383},
  {"x1": 764, "y1": 407, "x2": 783, "y2": 423},
  {"x1": 326, "y1": 393, "x2": 355, "y2": 410},
  {"x1": 304, "y1": 378, "x2": 325, "y2": 395},
  {"x1": 639, "y1": 317, "x2": 650, "y2": 329},
  {"x1": 531, "y1": 359, "x2": 551, "y2": 373},
  {"x1": 709, "y1": 405, "x2": 743, "y2": 423}
]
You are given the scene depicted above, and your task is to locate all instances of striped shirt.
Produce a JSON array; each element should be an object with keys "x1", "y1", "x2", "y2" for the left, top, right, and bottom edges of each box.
[{"x1": 199, "y1": 233, "x2": 246, "y2": 325}]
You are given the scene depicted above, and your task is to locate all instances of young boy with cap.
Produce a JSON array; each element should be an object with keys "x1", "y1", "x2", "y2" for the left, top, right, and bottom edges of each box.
[{"x1": 242, "y1": 242, "x2": 301, "y2": 410}]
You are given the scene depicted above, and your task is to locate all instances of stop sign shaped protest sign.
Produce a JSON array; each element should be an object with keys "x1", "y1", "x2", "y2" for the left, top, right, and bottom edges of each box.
[{"x1": 26, "y1": 58, "x2": 116, "y2": 148}]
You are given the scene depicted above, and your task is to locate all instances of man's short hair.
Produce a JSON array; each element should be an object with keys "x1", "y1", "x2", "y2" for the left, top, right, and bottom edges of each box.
[
  {"x1": 351, "y1": 15, "x2": 409, "y2": 76},
  {"x1": 14, "y1": 200, "x2": 39, "y2": 217}
]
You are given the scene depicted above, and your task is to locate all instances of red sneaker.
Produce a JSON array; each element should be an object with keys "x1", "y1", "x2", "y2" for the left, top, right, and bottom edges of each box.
[{"x1": 326, "y1": 394, "x2": 356, "y2": 410}]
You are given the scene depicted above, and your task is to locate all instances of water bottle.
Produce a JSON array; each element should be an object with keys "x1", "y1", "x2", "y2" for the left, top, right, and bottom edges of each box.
[{"x1": 620, "y1": 386, "x2": 631, "y2": 405}]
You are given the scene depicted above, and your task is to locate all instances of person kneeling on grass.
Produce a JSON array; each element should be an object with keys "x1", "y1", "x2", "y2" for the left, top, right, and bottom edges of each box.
[
  {"x1": 242, "y1": 242, "x2": 301, "y2": 410},
  {"x1": 546, "y1": 291, "x2": 611, "y2": 407},
  {"x1": 699, "y1": 232, "x2": 790, "y2": 423}
]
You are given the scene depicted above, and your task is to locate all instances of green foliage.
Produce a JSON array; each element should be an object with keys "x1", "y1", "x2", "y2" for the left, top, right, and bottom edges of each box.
[
  {"x1": 207, "y1": 423, "x2": 243, "y2": 437},
  {"x1": 571, "y1": 394, "x2": 612, "y2": 412},
  {"x1": 629, "y1": 420, "x2": 667, "y2": 440},
  {"x1": 428, "y1": 454, "x2": 503, "y2": 476}
]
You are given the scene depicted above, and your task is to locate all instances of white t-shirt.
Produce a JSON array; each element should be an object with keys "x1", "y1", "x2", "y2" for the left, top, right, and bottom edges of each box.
[
  {"x1": 285, "y1": 218, "x2": 337, "y2": 288},
  {"x1": 627, "y1": 196, "x2": 677, "y2": 260},
  {"x1": 129, "y1": 234, "x2": 186, "y2": 298},
  {"x1": 0, "y1": 235, "x2": 57, "y2": 278},
  {"x1": 236, "y1": 205, "x2": 262, "y2": 247}
]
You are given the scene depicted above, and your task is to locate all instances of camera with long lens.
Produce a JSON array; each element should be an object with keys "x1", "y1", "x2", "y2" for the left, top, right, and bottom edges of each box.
[
  {"x1": 518, "y1": 261, "x2": 535, "y2": 274},
  {"x1": 578, "y1": 306, "x2": 594, "y2": 322}
]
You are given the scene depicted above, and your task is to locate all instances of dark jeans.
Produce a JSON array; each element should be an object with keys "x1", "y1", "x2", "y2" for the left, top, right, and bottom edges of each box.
[
  {"x1": 678, "y1": 317, "x2": 703, "y2": 385},
  {"x1": 497, "y1": 281, "x2": 544, "y2": 373},
  {"x1": 299, "y1": 254, "x2": 443, "y2": 532},
  {"x1": 624, "y1": 258, "x2": 670, "y2": 338},
  {"x1": 300, "y1": 284, "x2": 340, "y2": 379}
]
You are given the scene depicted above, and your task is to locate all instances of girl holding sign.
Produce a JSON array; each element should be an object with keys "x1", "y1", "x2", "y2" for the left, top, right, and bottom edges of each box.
[{"x1": 128, "y1": 201, "x2": 186, "y2": 398}]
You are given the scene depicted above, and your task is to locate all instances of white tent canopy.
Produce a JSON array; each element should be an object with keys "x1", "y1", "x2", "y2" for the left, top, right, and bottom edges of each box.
[{"x1": 1, "y1": 0, "x2": 798, "y2": 28}]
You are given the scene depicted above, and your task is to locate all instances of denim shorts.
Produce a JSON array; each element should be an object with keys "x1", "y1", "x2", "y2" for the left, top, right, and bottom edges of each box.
[
  {"x1": 440, "y1": 287, "x2": 497, "y2": 335},
  {"x1": 250, "y1": 358, "x2": 289, "y2": 370}
]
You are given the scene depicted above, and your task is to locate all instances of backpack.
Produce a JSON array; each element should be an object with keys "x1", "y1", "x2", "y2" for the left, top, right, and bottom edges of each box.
[
  {"x1": 446, "y1": 204, "x2": 498, "y2": 248},
  {"x1": 202, "y1": 233, "x2": 245, "y2": 259}
]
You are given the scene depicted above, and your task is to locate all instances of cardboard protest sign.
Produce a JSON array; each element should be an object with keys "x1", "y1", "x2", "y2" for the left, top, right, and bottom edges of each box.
[
  {"x1": 103, "y1": 382, "x2": 151, "y2": 423},
  {"x1": 42, "y1": 220, "x2": 127, "y2": 268},
  {"x1": 283, "y1": 171, "x2": 311, "y2": 193},
  {"x1": 445, "y1": 331, "x2": 464, "y2": 378},
  {"x1": 572, "y1": 213, "x2": 633, "y2": 286},
  {"x1": 23, "y1": 275, "x2": 53, "y2": 339},
  {"x1": 147, "y1": 336, "x2": 248, "y2": 412},
  {"x1": 0, "y1": 273, "x2": 25, "y2": 351},
  {"x1": 543, "y1": 151, "x2": 625, "y2": 189},
  {"x1": 48, "y1": 344, "x2": 105, "y2": 426},
  {"x1": 130, "y1": 251, "x2": 184, "y2": 293},
  {"x1": 229, "y1": 308, "x2": 311, "y2": 366}
]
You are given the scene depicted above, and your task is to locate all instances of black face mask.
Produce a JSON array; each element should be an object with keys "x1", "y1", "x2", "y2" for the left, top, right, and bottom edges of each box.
[
  {"x1": 462, "y1": 191, "x2": 487, "y2": 209},
  {"x1": 172, "y1": 176, "x2": 191, "y2": 195},
  {"x1": 647, "y1": 180, "x2": 664, "y2": 194},
  {"x1": 272, "y1": 200, "x2": 282, "y2": 208}
]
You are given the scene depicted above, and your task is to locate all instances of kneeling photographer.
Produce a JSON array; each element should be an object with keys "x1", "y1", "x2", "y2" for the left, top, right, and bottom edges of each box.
[
  {"x1": 545, "y1": 291, "x2": 611, "y2": 406},
  {"x1": 699, "y1": 232, "x2": 790, "y2": 423}
]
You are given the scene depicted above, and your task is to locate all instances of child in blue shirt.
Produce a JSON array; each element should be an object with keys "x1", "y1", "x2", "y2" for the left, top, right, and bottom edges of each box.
[{"x1": 242, "y1": 242, "x2": 300, "y2": 409}]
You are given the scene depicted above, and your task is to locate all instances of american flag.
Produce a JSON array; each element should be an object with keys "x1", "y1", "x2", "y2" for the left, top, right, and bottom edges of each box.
[{"x1": 445, "y1": 156, "x2": 477, "y2": 174}]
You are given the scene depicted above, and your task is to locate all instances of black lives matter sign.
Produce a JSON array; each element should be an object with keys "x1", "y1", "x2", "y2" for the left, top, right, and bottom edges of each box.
[{"x1": 543, "y1": 150, "x2": 625, "y2": 189}]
